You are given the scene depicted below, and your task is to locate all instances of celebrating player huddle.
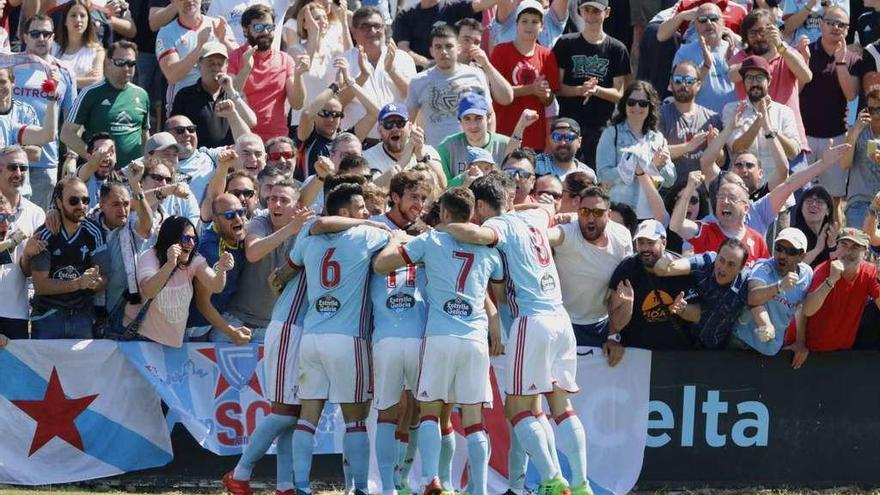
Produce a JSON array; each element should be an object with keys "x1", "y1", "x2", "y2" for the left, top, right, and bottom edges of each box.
[{"x1": 223, "y1": 171, "x2": 592, "y2": 495}]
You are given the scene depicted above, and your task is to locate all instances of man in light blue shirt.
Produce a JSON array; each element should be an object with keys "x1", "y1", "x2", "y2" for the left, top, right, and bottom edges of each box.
[{"x1": 489, "y1": 0, "x2": 569, "y2": 48}]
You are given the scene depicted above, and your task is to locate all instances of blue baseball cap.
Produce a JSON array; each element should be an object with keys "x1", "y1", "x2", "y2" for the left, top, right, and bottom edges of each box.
[
  {"x1": 466, "y1": 146, "x2": 495, "y2": 166},
  {"x1": 458, "y1": 92, "x2": 490, "y2": 119},
  {"x1": 379, "y1": 103, "x2": 408, "y2": 121}
]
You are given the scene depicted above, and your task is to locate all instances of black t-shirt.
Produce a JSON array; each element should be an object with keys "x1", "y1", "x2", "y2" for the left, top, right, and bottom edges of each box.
[
  {"x1": 170, "y1": 79, "x2": 233, "y2": 148},
  {"x1": 608, "y1": 255, "x2": 699, "y2": 350},
  {"x1": 858, "y1": 10, "x2": 880, "y2": 47},
  {"x1": 552, "y1": 33, "x2": 631, "y2": 129},
  {"x1": 297, "y1": 130, "x2": 334, "y2": 181},
  {"x1": 392, "y1": 1, "x2": 479, "y2": 61}
]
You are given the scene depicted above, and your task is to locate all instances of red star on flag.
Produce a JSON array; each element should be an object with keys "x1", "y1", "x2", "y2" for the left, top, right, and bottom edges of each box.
[
  {"x1": 197, "y1": 347, "x2": 264, "y2": 398},
  {"x1": 11, "y1": 367, "x2": 99, "y2": 456}
]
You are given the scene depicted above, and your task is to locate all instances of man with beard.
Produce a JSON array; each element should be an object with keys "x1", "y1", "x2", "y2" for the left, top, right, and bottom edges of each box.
[
  {"x1": 14, "y1": 14, "x2": 77, "y2": 210},
  {"x1": 722, "y1": 55, "x2": 802, "y2": 197},
  {"x1": 534, "y1": 118, "x2": 595, "y2": 180},
  {"x1": 731, "y1": 228, "x2": 813, "y2": 366},
  {"x1": 364, "y1": 104, "x2": 442, "y2": 183},
  {"x1": 228, "y1": 4, "x2": 301, "y2": 143},
  {"x1": 30, "y1": 177, "x2": 110, "y2": 339},
  {"x1": 659, "y1": 61, "x2": 723, "y2": 188},
  {"x1": 547, "y1": 185, "x2": 633, "y2": 347},
  {"x1": 265, "y1": 136, "x2": 297, "y2": 178},
  {"x1": 728, "y1": 9, "x2": 810, "y2": 170},
  {"x1": 501, "y1": 148, "x2": 537, "y2": 205},
  {"x1": 654, "y1": 237, "x2": 773, "y2": 349},
  {"x1": 171, "y1": 42, "x2": 258, "y2": 148},
  {"x1": 607, "y1": 219, "x2": 700, "y2": 356},
  {"x1": 670, "y1": 2, "x2": 737, "y2": 113},
  {"x1": 185, "y1": 192, "x2": 249, "y2": 340},
  {"x1": 341, "y1": 7, "x2": 417, "y2": 142},
  {"x1": 804, "y1": 228, "x2": 880, "y2": 358},
  {"x1": 62, "y1": 41, "x2": 149, "y2": 169}
]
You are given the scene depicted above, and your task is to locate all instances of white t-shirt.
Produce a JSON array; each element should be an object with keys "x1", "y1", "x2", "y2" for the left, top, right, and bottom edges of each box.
[
  {"x1": 0, "y1": 197, "x2": 46, "y2": 319},
  {"x1": 287, "y1": 43, "x2": 343, "y2": 125},
  {"x1": 341, "y1": 46, "x2": 417, "y2": 139},
  {"x1": 553, "y1": 220, "x2": 633, "y2": 325},
  {"x1": 361, "y1": 142, "x2": 440, "y2": 175},
  {"x1": 723, "y1": 99, "x2": 799, "y2": 184}
]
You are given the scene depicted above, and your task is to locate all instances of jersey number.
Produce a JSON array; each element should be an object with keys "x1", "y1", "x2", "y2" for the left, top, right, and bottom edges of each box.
[
  {"x1": 452, "y1": 251, "x2": 474, "y2": 293},
  {"x1": 387, "y1": 265, "x2": 417, "y2": 288},
  {"x1": 528, "y1": 226, "x2": 552, "y2": 266},
  {"x1": 320, "y1": 248, "x2": 341, "y2": 288}
]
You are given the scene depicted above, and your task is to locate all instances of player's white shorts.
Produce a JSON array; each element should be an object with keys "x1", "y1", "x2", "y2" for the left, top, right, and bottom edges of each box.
[
  {"x1": 373, "y1": 337, "x2": 421, "y2": 410},
  {"x1": 263, "y1": 320, "x2": 303, "y2": 405},
  {"x1": 297, "y1": 333, "x2": 371, "y2": 403},
  {"x1": 504, "y1": 312, "x2": 578, "y2": 396},
  {"x1": 416, "y1": 335, "x2": 491, "y2": 405}
]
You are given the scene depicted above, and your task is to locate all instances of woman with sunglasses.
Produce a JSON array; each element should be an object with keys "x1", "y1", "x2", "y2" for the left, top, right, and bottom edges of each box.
[
  {"x1": 792, "y1": 185, "x2": 839, "y2": 268},
  {"x1": 53, "y1": 0, "x2": 104, "y2": 89},
  {"x1": 123, "y1": 216, "x2": 230, "y2": 347},
  {"x1": 597, "y1": 80, "x2": 676, "y2": 221}
]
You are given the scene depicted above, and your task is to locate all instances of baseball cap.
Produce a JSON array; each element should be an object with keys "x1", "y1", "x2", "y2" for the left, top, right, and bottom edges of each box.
[
  {"x1": 634, "y1": 219, "x2": 666, "y2": 241},
  {"x1": 466, "y1": 146, "x2": 495, "y2": 166},
  {"x1": 775, "y1": 227, "x2": 808, "y2": 252},
  {"x1": 550, "y1": 117, "x2": 581, "y2": 136},
  {"x1": 200, "y1": 41, "x2": 228, "y2": 59},
  {"x1": 516, "y1": 0, "x2": 544, "y2": 19},
  {"x1": 458, "y1": 92, "x2": 490, "y2": 119},
  {"x1": 837, "y1": 227, "x2": 871, "y2": 248},
  {"x1": 379, "y1": 103, "x2": 408, "y2": 122},
  {"x1": 577, "y1": 0, "x2": 608, "y2": 8},
  {"x1": 738, "y1": 55, "x2": 771, "y2": 79},
  {"x1": 144, "y1": 132, "x2": 184, "y2": 155}
]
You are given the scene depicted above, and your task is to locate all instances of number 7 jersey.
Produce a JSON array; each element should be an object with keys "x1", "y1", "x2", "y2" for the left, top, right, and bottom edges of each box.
[{"x1": 483, "y1": 208, "x2": 563, "y2": 317}]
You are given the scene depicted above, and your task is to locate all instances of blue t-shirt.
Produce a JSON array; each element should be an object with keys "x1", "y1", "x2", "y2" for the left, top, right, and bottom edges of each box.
[
  {"x1": 734, "y1": 259, "x2": 813, "y2": 355},
  {"x1": 178, "y1": 147, "x2": 220, "y2": 205},
  {"x1": 702, "y1": 193, "x2": 777, "y2": 237},
  {"x1": 489, "y1": 7, "x2": 566, "y2": 48},
  {"x1": 369, "y1": 214, "x2": 428, "y2": 341},
  {"x1": 672, "y1": 40, "x2": 737, "y2": 114},
  {"x1": 401, "y1": 230, "x2": 503, "y2": 342},
  {"x1": 13, "y1": 59, "x2": 77, "y2": 169},
  {"x1": 291, "y1": 225, "x2": 389, "y2": 338},
  {"x1": 484, "y1": 208, "x2": 563, "y2": 317},
  {"x1": 689, "y1": 251, "x2": 751, "y2": 349}
]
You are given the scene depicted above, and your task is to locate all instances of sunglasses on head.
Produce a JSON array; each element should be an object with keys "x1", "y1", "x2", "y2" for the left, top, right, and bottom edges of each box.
[
  {"x1": 170, "y1": 125, "x2": 197, "y2": 135},
  {"x1": 148, "y1": 173, "x2": 172, "y2": 183},
  {"x1": 774, "y1": 243, "x2": 802, "y2": 256},
  {"x1": 269, "y1": 150, "x2": 295, "y2": 161},
  {"x1": 381, "y1": 119, "x2": 407, "y2": 130},
  {"x1": 0, "y1": 212, "x2": 16, "y2": 223},
  {"x1": 733, "y1": 161, "x2": 758, "y2": 170},
  {"x1": 67, "y1": 195, "x2": 90, "y2": 207},
  {"x1": 318, "y1": 110, "x2": 344, "y2": 119},
  {"x1": 5, "y1": 163, "x2": 28, "y2": 172},
  {"x1": 230, "y1": 188, "x2": 256, "y2": 199},
  {"x1": 672, "y1": 75, "x2": 697, "y2": 86},
  {"x1": 221, "y1": 207, "x2": 248, "y2": 220},
  {"x1": 551, "y1": 131, "x2": 578, "y2": 143},
  {"x1": 110, "y1": 58, "x2": 137, "y2": 68},
  {"x1": 578, "y1": 206, "x2": 607, "y2": 218},
  {"x1": 626, "y1": 99, "x2": 650, "y2": 108},
  {"x1": 180, "y1": 234, "x2": 197, "y2": 244},
  {"x1": 250, "y1": 22, "x2": 275, "y2": 33},
  {"x1": 28, "y1": 30, "x2": 53, "y2": 39},
  {"x1": 696, "y1": 14, "x2": 720, "y2": 23},
  {"x1": 503, "y1": 168, "x2": 533, "y2": 179}
]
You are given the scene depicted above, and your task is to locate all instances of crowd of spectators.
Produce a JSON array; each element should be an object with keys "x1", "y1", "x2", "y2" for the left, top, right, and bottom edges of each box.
[{"x1": 3, "y1": 0, "x2": 880, "y2": 370}]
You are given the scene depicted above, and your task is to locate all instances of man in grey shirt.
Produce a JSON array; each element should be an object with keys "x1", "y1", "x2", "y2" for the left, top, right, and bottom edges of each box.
[{"x1": 839, "y1": 90, "x2": 880, "y2": 229}]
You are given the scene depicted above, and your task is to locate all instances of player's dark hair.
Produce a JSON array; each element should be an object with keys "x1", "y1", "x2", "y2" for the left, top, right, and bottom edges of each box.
[
  {"x1": 155, "y1": 216, "x2": 199, "y2": 267},
  {"x1": 339, "y1": 155, "x2": 370, "y2": 174},
  {"x1": 323, "y1": 173, "x2": 367, "y2": 195},
  {"x1": 440, "y1": 187, "x2": 475, "y2": 223},
  {"x1": 469, "y1": 174, "x2": 509, "y2": 212},
  {"x1": 326, "y1": 183, "x2": 364, "y2": 215},
  {"x1": 389, "y1": 170, "x2": 428, "y2": 206},
  {"x1": 720, "y1": 237, "x2": 749, "y2": 269}
]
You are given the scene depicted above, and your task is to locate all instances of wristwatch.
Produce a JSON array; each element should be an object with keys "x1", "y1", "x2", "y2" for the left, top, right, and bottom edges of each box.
[
  {"x1": 133, "y1": 191, "x2": 145, "y2": 202},
  {"x1": 607, "y1": 333, "x2": 621, "y2": 343},
  {"x1": 328, "y1": 82, "x2": 340, "y2": 95},
  {"x1": 764, "y1": 130, "x2": 777, "y2": 139}
]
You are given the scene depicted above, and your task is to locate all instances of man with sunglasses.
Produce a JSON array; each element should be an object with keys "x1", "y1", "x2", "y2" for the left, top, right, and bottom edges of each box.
[
  {"x1": 534, "y1": 118, "x2": 594, "y2": 180},
  {"x1": 782, "y1": 0, "x2": 850, "y2": 43},
  {"x1": 30, "y1": 177, "x2": 110, "y2": 339},
  {"x1": 502, "y1": 147, "x2": 537, "y2": 204},
  {"x1": 731, "y1": 227, "x2": 813, "y2": 364},
  {"x1": 164, "y1": 114, "x2": 219, "y2": 206},
  {"x1": 364, "y1": 104, "x2": 441, "y2": 183},
  {"x1": 265, "y1": 136, "x2": 298, "y2": 178},
  {"x1": 669, "y1": 2, "x2": 737, "y2": 113},
  {"x1": 660, "y1": 61, "x2": 723, "y2": 188},
  {"x1": 61, "y1": 40, "x2": 148, "y2": 169},
  {"x1": 14, "y1": 14, "x2": 77, "y2": 211}
]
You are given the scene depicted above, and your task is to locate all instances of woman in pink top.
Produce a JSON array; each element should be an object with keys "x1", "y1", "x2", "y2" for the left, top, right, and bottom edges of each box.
[{"x1": 125, "y1": 216, "x2": 230, "y2": 347}]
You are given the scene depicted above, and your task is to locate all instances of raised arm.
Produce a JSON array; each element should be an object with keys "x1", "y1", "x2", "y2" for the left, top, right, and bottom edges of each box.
[
  {"x1": 245, "y1": 209, "x2": 314, "y2": 263},
  {"x1": 657, "y1": 8, "x2": 697, "y2": 42},
  {"x1": 470, "y1": 47, "x2": 513, "y2": 106},
  {"x1": 607, "y1": 279, "x2": 634, "y2": 333},
  {"x1": 669, "y1": 171, "x2": 703, "y2": 240},
  {"x1": 159, "y1": 27, "x2": 211, "y2": 84},
  {"x1": 767, "y1": 143, "x2": 851, "y2": 213}
]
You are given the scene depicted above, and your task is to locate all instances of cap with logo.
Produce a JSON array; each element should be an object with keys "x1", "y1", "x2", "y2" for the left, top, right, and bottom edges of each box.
[
  {"x1": 144, "y1": 132, "x2": 184, "y2": 155},
  {"x1": 379, "y1": 103, "x2": 408, "y2": 122},
  {"x1": 458, "y1": 92, "x2": 490, "y2": 119},
  {"x1": 466, "y1": 146, "x2": 496, "y2": 166},
  {"x1": 837, "y1": 227, "x2": 870, "y2": 248},
  {"x1": 775, "y1": 227, "x2": 808, "y2": 252},
  {"x1": 634, "y1": 219, "x2": 667, "y2": 241},
  {"x1": 200, "y1": 41, "x2": 228, "y2": 59}
]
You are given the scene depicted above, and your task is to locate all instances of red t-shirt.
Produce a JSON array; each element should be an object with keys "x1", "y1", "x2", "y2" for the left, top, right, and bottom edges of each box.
[
  {"x1": 489, "y1": 42, "x2": 560, "y2": 151},
  {"x1": 228, "y1": 45, "x2": 296, "y2": 142},
  {"x1": 689, "y1": 221, "x2": 770, "y2": 265},
  {"x1": 806, "y1": 261, "x2": 880, "y2": 351}
]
